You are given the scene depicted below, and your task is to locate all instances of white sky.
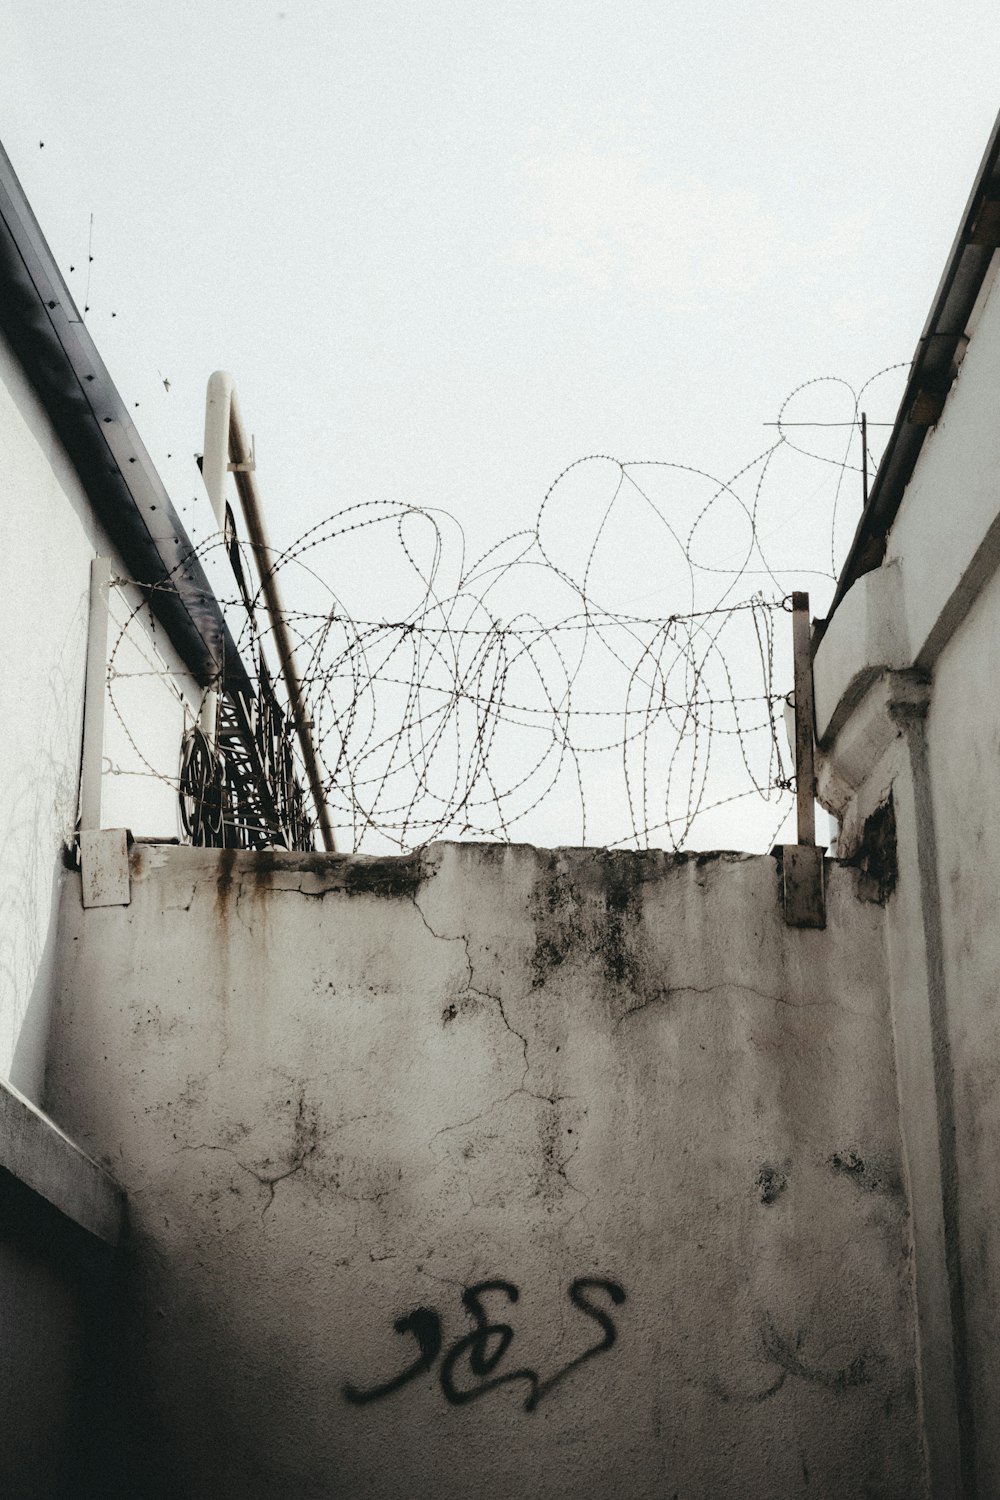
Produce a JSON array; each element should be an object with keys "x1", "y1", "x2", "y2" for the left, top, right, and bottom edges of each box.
[{"x1": 3, "y1": 1, "x2": 1000, "y2": 851}]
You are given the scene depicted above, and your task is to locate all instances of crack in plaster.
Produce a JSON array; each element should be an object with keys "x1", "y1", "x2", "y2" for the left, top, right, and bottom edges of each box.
[
  {"x1": 615, "y1": 982, "x2": 871, "y2": 1030},
  {"x1": 410, "y1": 888, "x2": 532, "y2": 1086},
  {"x1": 426, "y1": 1088, "x2": 579, "y2": 1151},
  {"x1": 163, "y1": 887, "x2": 195, "y2": 912},
  {"x1": 175, "y1": 1140, "x2": 317, "y2": 1221},
  {"x1": 176, "y1": 1101, "x2": 319, "y2": 1223},
  {"x1": 550, "y1": 1135, "x2": 591, "y2": 1224},
  {"x1": 409, "y1": 885, "x2": 593, "y2": 1223}
]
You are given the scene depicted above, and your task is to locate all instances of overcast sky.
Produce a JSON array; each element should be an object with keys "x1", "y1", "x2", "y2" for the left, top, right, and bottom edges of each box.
[{"x1": 3, "y1": 2, "x2": 999, "y2": 849}]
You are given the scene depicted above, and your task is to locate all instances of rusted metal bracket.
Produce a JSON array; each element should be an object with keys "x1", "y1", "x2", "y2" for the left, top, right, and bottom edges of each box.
[
  {"x1": 778, "y1": 591, "x2": 826, "y2": 928},
  {"x1": 80, "y1": 828, "x2": 131, "y2": 908},
  {"x1": 78, "y1": 556, "x2": 132, "y2": 906},
  {"x1": 227, "y1": 435, "x2": 256, "y2": 474},
  {"x1": 780, "y1": 843, "x2": 826, "y2": 929}
]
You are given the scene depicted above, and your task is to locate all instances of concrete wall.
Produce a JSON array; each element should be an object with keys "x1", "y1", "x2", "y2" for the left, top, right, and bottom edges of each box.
[
  {"x1": 0, "y1": 333, "x2": 199, "y2": 1100},
  {"x1": 45, "y1": 841, "x2": 924, "y2": 1498},
  {"x1": 813, "y1": 245, "x2": 1000, "y2": 1497},
  {"x1": 922, "y1": 557, "x2": 1000, "y2": 1497}
]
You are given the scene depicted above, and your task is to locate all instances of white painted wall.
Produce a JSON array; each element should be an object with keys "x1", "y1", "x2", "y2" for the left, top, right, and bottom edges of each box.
[
  {"x1": 0, "y1": 335, "x2": 200, "y2": 1100},
  {"x1": 813, "y1": 247, "x2": 1000, "y2": 1496},
  {"x1": 923, "y1": 559, "x2": 1000, "y2": 1495},
  {"x1": 45, "y1": 843, "x2": 924, "y2": 1499}
]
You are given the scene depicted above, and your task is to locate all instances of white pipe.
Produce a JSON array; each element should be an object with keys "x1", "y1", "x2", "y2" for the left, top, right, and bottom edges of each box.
[
  {"x1": 202, "y1": 370, "x2": 234, "y2": 528},
  {"x1": 202, "y1": 371, "x2": 336, "y2": 851},
  {"x1": 198, "y1": 687, "x2": 219, "y2": 744}
]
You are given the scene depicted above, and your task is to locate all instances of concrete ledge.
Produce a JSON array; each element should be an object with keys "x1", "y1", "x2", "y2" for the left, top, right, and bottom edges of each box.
[
  {"x1": 0, "y1": 1079, "x2": 124, "y2": 1245},
  {"x1": 814, "y1": 559, "x2": 909, "y2": 746},
  {"x1": 816, "y1": 670, "x2": 929, "y2": 820}
]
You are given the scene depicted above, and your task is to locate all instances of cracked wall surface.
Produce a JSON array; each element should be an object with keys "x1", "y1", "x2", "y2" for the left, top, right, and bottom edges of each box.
[{"x1": 45, "y1": 842, "x2": 924, "y2": 1498}]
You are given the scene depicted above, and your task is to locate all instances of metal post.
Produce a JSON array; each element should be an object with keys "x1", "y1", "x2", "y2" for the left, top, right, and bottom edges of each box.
[
  {"x1": 78, "y1": 556, "x2": 131, "y2": 907},
  {"x1": 780, "y1": 591, "x2": 825, "y2": 927},
  {"x1": 791, "y1": 591, "x2": 816, "y2": 846},
  {"x1": 80, "y1": 556, "x2": 111, "y2": 831},
  {"x1": 861, "y1": 411, "x2": 869, "y2": 509}
]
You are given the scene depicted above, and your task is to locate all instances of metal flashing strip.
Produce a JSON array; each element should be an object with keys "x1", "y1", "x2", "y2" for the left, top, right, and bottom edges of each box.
[
  {"x1": 0, "y1": 140, "x2": 250, "y2": 698},
  {"x1": 827, "y1": 107, "x2": 1000, "y2": 624}
]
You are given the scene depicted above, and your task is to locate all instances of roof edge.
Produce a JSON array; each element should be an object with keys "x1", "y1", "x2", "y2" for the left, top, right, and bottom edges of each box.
[
  {"x1": 0, "y1": 139, "x2": 250, "y2": 696},
  {"x1": 827, "y1": 108, "x2": 1000, "y2": 623}
]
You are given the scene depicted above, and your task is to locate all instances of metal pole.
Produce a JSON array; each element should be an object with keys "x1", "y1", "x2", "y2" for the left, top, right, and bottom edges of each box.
[
  {"x1": 80, "y1": 556, "x2": 112, "y2": 831},
  {"x1": 225, "y1": 389, "x2": 336, "y2": 853},
  {"x1": 861, "y1": 411, "x2": 869, "y2": 509},
  {"x1": 791, "y1": 591, "x2": 816, "y2": 847}
]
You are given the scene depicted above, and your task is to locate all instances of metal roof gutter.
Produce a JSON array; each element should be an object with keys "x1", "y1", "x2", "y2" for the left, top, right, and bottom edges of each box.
[
  {"x1": 825, "y1": 107, "x2": 1000, "y2": 625},
  {"x1": 0, "y1": 141, "x2": 250, "y2": 697}
]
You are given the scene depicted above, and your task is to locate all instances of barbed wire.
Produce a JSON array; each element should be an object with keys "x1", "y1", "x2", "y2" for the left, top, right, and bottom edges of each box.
[{"x1": 104, "y1": 366, "x2": 907, "y2": 854}]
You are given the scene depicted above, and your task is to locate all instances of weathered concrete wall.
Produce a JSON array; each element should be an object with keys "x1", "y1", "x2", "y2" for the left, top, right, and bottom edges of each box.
[
  {"x1": 813, "y1": 246, "x2": 1000, "y2": 1496},
  {"x1": 924, "y1": 557, "x2": 1000, "y2": 1496},
  {"x1": 45, "y1": 842, "x2": 923, "y2": 1498}
]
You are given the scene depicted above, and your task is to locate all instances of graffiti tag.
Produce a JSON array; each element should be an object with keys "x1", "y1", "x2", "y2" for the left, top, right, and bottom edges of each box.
[{"x1": 344, "y1": 1276, "x2": 626, "y2": 1412}]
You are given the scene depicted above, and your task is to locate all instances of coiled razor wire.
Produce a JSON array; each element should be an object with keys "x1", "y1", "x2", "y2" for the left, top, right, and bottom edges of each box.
[{"x1": 104, "y1": 366, "x2": 906, "y2": 854}]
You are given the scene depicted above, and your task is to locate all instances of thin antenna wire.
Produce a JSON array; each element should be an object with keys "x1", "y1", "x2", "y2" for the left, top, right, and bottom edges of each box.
[{"x1": 83, "y1": 213, "x2": 94, "y2": 318}]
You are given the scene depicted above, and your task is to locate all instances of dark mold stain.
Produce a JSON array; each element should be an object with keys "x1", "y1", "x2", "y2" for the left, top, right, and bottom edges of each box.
[
  {"x1": 596, "y1": 852, "x2": 643, "y2": 991},
  {"x1": 442, "y1": 1003, "x2": 458, "y2": 1025},
  {"x1": 465, "y1": 841, "x2": 509, "y2": 863},
  {"x1": 529, "y1": 851, "x2": 650, "y2": 998},
  {"x1": 755, "y1": 1161, "x2": 790, "y2": 1205},
  {"x1": 214, "y1": 846, "x2": 238, "y2": 921},
  {"x1": 531, "y1": 936, "x2": 566, "y2": 986},
  {"x1": 340, "y1": 852, "x2": 425, "y2": 898},
  {"x1": 217, "y1": 848, "x2": 426, "y2": 900},
  {"x1": 529, "y1": 861, "x2": 582, "y2": 988},
  {"x1": 846, "y1": 796, "x2": 897, "y2": 905},
  {"x1": 828, "y1": 1150, "x2": 902, "y2": 1197}
]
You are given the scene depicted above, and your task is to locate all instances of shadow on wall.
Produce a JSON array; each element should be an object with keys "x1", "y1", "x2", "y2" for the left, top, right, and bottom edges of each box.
[{"x1": 0, "y1": 1170, "x2": 119, "y2": 1499}]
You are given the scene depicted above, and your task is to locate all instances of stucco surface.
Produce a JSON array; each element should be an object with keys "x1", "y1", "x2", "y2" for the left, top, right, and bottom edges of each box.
[
  {"x1": 924, "y1": 559, "x2": 1000, "y2": 1497},
  {"x1": 46, "y1": 842, "x2": 922, "y2": 1498}
]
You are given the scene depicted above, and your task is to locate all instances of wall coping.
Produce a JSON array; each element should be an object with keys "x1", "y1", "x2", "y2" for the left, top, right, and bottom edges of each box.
[{"x1": 0, "y1": 1078, "x2": 124, "y2": 1246}]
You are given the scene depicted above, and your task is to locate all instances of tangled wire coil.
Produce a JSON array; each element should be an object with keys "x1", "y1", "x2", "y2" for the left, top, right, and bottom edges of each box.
[{"x1": 106, "y1": 367, "x2": 905, "y2": 854}]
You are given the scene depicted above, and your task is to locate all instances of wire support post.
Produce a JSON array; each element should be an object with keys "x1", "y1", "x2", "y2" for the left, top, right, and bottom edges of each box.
[
  {"x1": 78, "y1": 556, "x2": 131, "y2": 906},
  {"x1": 778, "y1": 591, "x2": 825, "y2": 928},
  {"x1": 203, "y1": 371, "x2": 336, "y2": 851}
]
